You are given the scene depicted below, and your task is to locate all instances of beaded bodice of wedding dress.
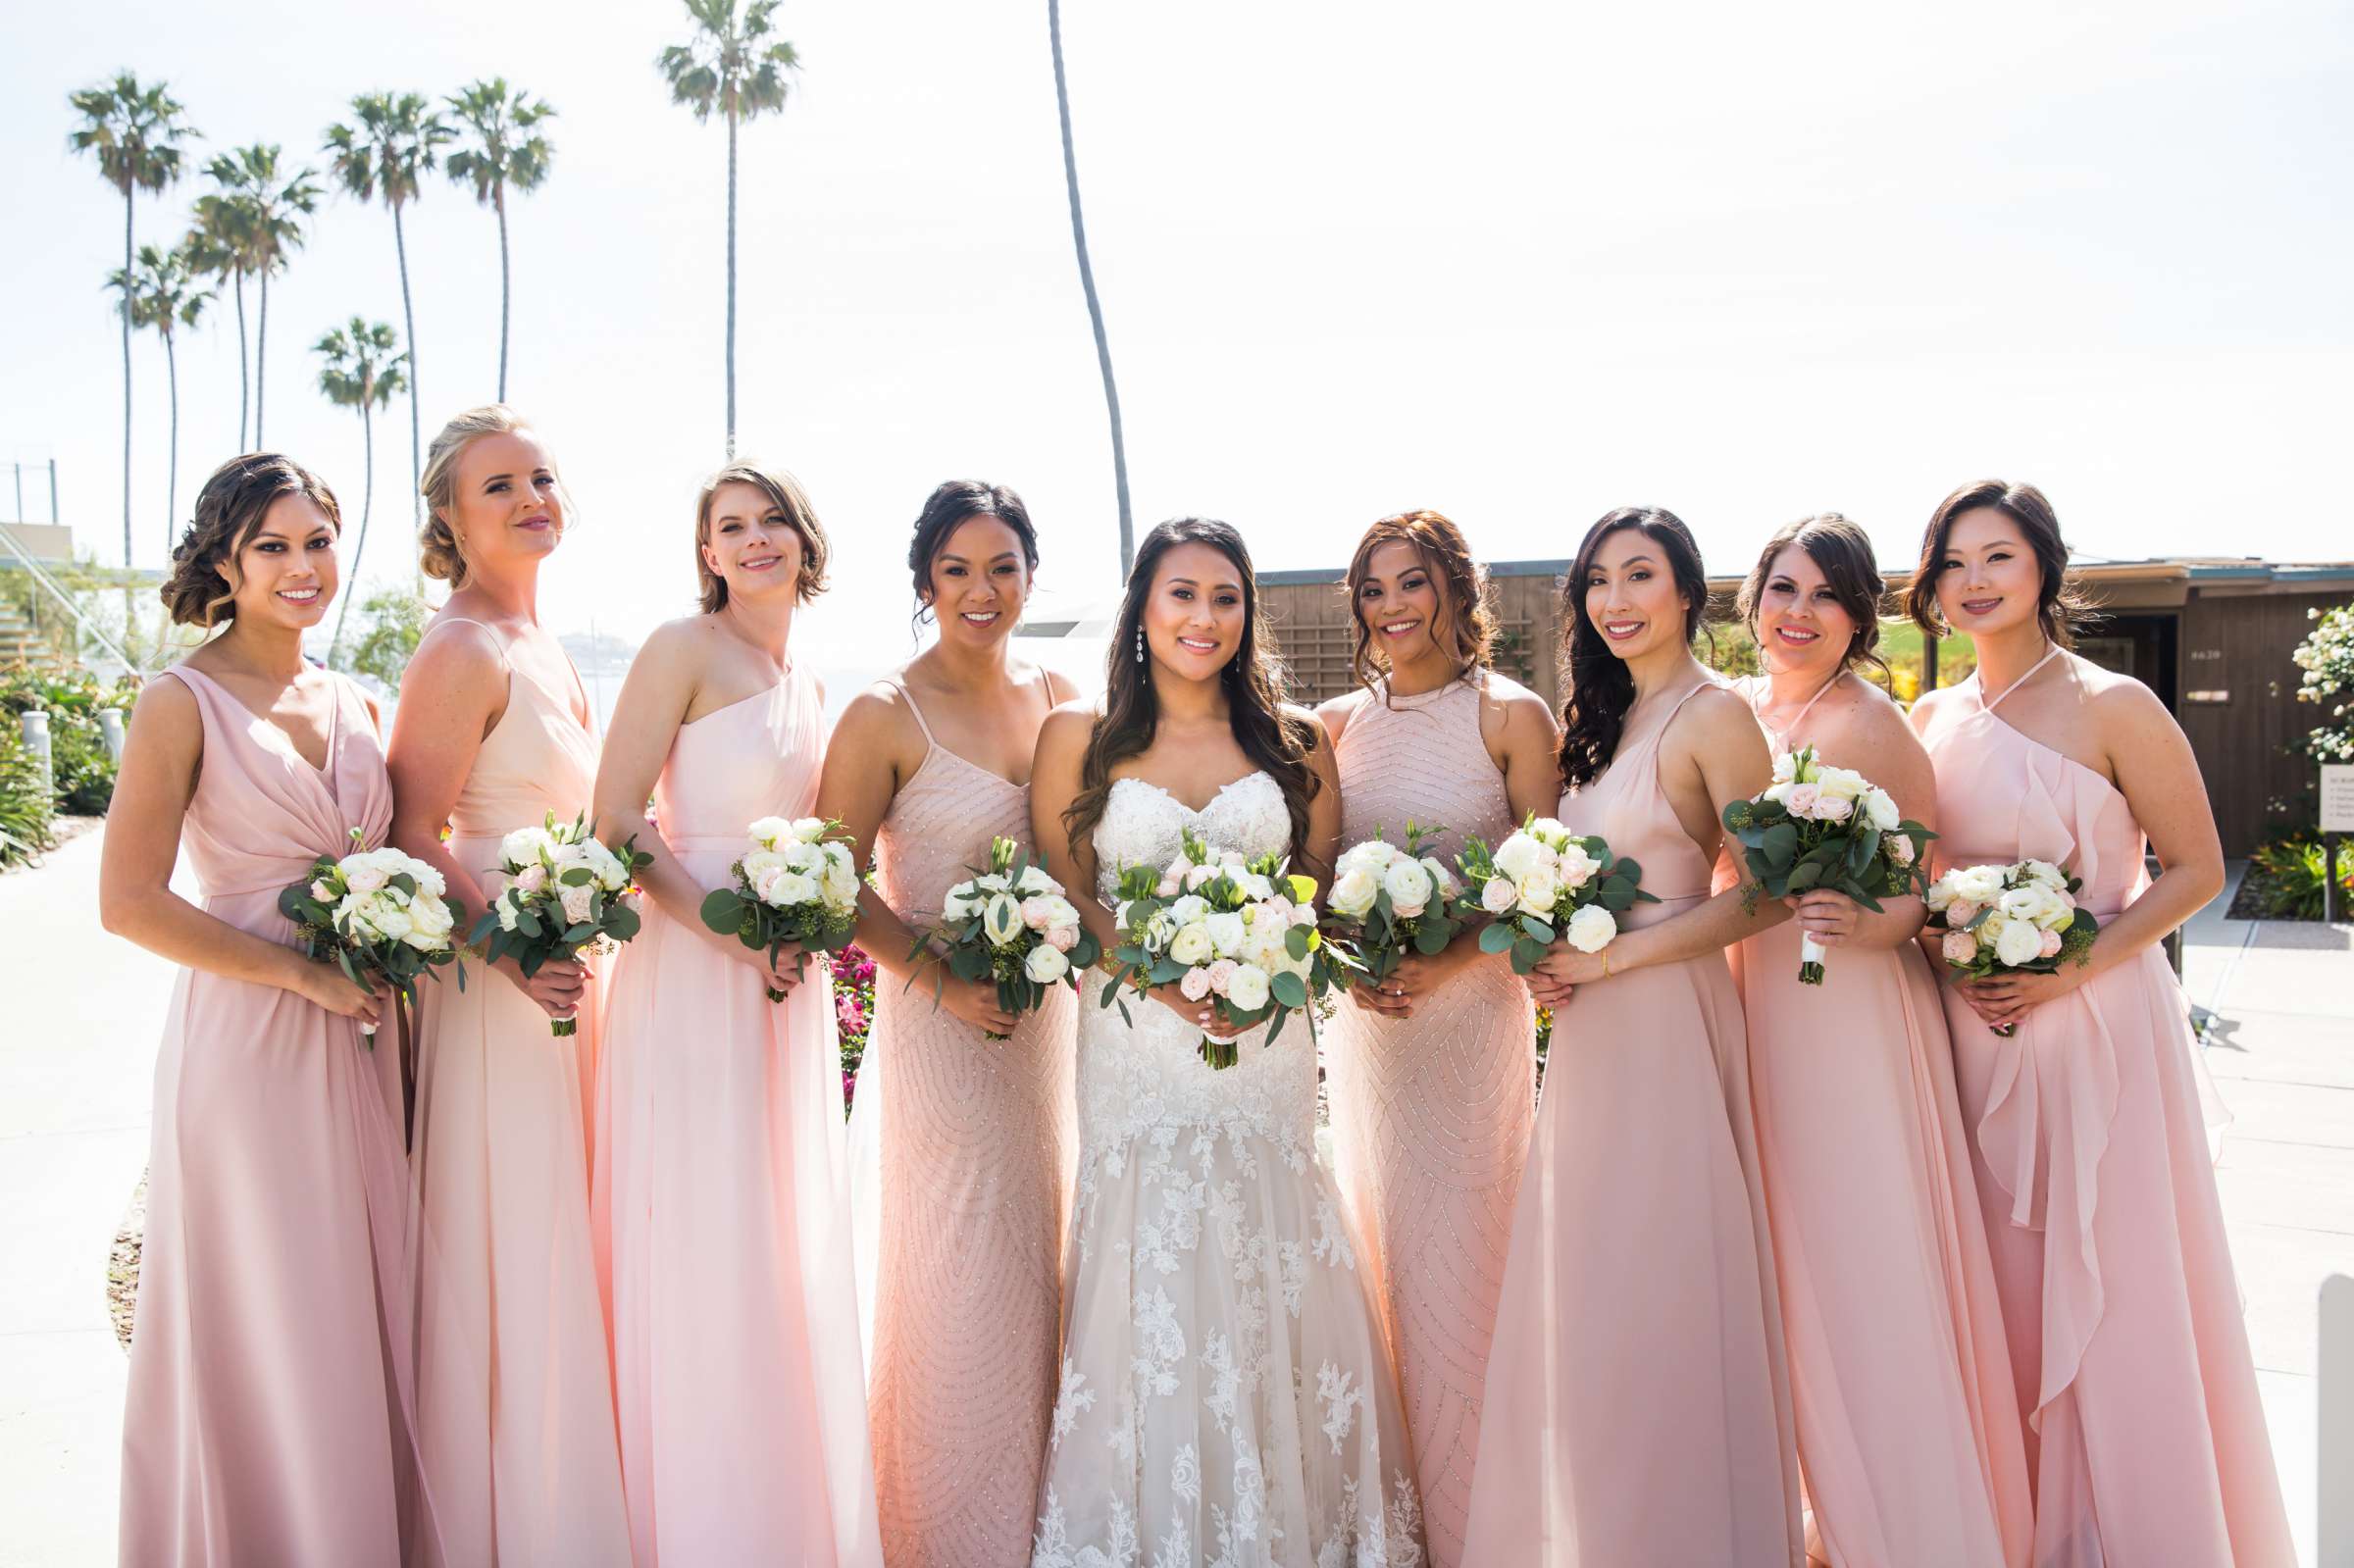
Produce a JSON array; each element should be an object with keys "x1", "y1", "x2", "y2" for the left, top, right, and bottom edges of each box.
[{"x1": 1035, "y1": 769, "x2": 1426, "y2": 1568}]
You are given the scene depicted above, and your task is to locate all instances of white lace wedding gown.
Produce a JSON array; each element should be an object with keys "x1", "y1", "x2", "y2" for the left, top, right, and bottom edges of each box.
[{"x1": 1032, "y1": 772, "x2": 1427, "y2": 1568}]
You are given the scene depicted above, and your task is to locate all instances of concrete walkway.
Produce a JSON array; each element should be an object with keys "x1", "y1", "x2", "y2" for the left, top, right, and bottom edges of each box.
[{"x1": 0, "y1": 830, "x2": 2344, "y2": 1563}]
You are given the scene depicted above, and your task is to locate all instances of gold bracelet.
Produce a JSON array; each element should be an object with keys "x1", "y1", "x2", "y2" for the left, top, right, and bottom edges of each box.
[{"x1": 1601, "y1": 948, "x2": 1613, "y2": 980}]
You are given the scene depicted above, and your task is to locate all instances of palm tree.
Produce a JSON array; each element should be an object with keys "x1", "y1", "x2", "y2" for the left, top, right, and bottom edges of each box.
[
  {"x1": 314, "y1": 319, "x2": 410, "y2": 659},
  {"x1": 658, "y1": 0, "x2": 800, "y2": 459},
  {"x1": 110, "y1": 241, "x2": 214, "y2": 554},
  {"x1": 1048, "y1": 0, "x2": 1134, "y2": 577},
  {"x1": 326, "y1": 95, "x2": 451, "y2": 537},
  {"x1": 185, "y1": 177, "x2": 253, "y2": 448},
  {"x1": 229, "y1": 146, "x2": 323, "y2": 448},
  {"x1": 68, "y1": 73, "x2": 194, "y2": 570},
  {"x1": 444, "y1": 79, "x2": 556, "y2": 401}
]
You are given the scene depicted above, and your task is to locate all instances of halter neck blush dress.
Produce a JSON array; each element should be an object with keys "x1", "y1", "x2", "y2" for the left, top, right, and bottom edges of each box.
[
  {"x1": 853, "y1": 677, "x2": 1075, "y2": 1568},
  {"x1": 596, "y1": 663, "x2": 882, "y2": 1565},
  {"x1": 407, "y1": 618, "x2": 631, "y2": 1566},
  {"x1": 1729, "y1": 675, "x2": 2031, "y2": 1567},
  {"x1": 1920, "y1": 657, "x2": 2294, "y2": 1567},
  {"x1": 119, "y1": 667, "x2": 434, "y2": 1566},
  {"x1": 1462, "y1": 677, "x2": 1801, "y2": 1567},
  {"x1": 1325, "y1": 673, "x2": 1534, "y2": 1568}
]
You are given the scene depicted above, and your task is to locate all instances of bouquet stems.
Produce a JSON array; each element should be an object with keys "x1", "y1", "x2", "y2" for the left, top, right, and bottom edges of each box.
[
  {"x1": 1199, "y1": 1032, "x2": 1239, "y2": 1071},
  {"x1": 1798, "y1": 934, "x2": 1827, "y2": 986}
]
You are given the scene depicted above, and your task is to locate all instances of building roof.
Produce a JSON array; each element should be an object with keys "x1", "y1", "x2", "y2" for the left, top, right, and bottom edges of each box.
[{"x1": 1261, "y1": 554, "x2": 2354, "y2": 599}]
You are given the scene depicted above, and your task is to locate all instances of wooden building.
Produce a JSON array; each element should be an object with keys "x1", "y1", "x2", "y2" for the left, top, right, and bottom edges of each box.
[{"x1": 1258, "y1": 557, "x2": 2354, "y2": 856}]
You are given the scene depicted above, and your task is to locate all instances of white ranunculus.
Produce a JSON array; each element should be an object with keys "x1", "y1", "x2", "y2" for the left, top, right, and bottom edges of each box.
[
  {"x1": 770, "y1": 871, "x2": 821, "y2": 909},
  {"x1": 1382, "y1": 858, "x2": 1435, "y2": 916},
  {"x1": 1204, "y1": 910, "x2": 1248, "y2": 957},
  {"x1": 1024, "y1": 943, "x2": 1070, "y2": 984},
  {"x1": 499, "y1": 825, "x2": 557, "y2": 869},
  {"x1": 982, "y1": 892, "x2": 1025, "y2": 946},
  {"x1": 1169, "y1": 922, "x2": 1214, "y2": 965},
  {"x1": 2021, "y1": 858, "x2": 2069, "y2": 889},
  {"x1": 1994, "y1": 917, "x2": 2045, "y2": 967},
  {"x1": 1949, "y1": 866, "x2": 2007, "y2": 908},
  {"x1": 1864, "y1": 787, "x2": 1902, "y2": 831},
  {"x1": 1516, "y1": 864, "x2": 1561, "y2": 918},
  {"x1": 1223, "y1": 964, "x2": 1271, "y2": 1012},
  {"x1": 1330, "y1": 868, "x2": 1380, "y2": 919},
  {"x1": 1169, "y1": 894, "x2": 1210, "y2": 928},
  {"x1": 1564, "y1": 903, "x2": 1617, "y2": 953},
  {"x1": 1491, "y1": 832, "x2": 1549, "y2": 884},
  {"x1": 747, "y1": 816, "x2": 793, "y2": 850},
  {"x1": 1479, "y1": 875, "x2": 1519, "y2": 915}
]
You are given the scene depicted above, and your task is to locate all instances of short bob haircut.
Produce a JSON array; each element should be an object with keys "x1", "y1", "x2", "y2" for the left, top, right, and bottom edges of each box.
[
  {"x1": 693, "y1": 462, "x2": 831, "y2": 613},
  {"x1": 1341, "y1": 509, "x2": 1498, "y2": 693},
  {"x1": 1735, "y1": 513, "x2": 1891, "y2": 686},
  {"x1": 1907, "y1": 479, "x2": 2090, "y2": 646}
]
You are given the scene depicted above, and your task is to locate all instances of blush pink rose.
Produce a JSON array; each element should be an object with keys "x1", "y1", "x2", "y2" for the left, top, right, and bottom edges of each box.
[
  {"x1": 1205, "y1": 958, "x2": 1240, "y2": 995},
  {"x1": 1021, "y1": 895, "x2": 1056, "y2": 931},
  {"x1": 514, "y1": 863, "x2": 548, "y2": 895},
  {"x1": 2039, "y1": 928, "x2": 2064, "y2": 959},
  {"x1": 1479, "y1": 876, "x2": 1519, "y2": 915},
  {"x1": 1886, "y1": 835, "x2": 1916, "y2": 866},
  {"x1": 1156, "y1": 875, "x2": 1182, "y2": 897},
  {"x1": 1785, "y1": 783, "x2": 1821, "y2": 818},
  {"x1": 1815, "y1": 795, "x2": 1853, "y2": 823},
  {"x1": 1046, "y1": 923, "x2": 1079, "y2": 952},
  {"x1": 1179, "y1": 966, "x2": 1213, "y2": 1001},
  {"x1": 1940, "y1": 929, "x2": 1978, "y2": 965},
  {"x1": 1945, "y1": 899, "x2": 1979, "y2": 929}
]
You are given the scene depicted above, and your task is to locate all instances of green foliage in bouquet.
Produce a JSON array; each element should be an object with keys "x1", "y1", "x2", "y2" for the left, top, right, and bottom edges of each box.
[
  {"x1": 698, "y1": 816, "x2": 862, "y2": 1001},
  {"x1": 911, "y1": 836, "x2": 1101, "y2": 1031},
  {"x1": 470, "y1": 812, "x2": 652, "y2": 1034},
  {"x1": 1324, "y1": 822, "x2": 1465, "y2": 983},
  {"x1": 278, "y1": 831, "x2": 468, "y2": 1017},
  {"x1": 1721, "y1": 746, "x2": 1935, "y2": 915},
  {"x1": 1460, "y1": 816, "x2": 1655, "y2": 975}
]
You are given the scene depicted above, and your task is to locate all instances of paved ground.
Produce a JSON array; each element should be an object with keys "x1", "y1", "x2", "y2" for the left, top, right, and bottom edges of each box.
[{"x1": 0, "y1": 829, "x2": 2345, "y2": 1564}]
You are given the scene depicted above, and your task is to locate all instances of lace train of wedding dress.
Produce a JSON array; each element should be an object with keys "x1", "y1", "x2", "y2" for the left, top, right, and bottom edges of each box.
[{"x1": 1032, "y1": 772, "x2": 1426, "y2": 1568}]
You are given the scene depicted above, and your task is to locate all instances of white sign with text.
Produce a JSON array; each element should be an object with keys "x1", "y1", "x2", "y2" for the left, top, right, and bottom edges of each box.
[{"x1": 2323, "y1": 765, "x2": 2354, "y2": 834}]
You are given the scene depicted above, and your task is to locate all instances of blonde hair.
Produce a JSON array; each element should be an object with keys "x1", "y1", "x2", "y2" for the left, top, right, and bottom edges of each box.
[
  {"x1": 419, "y1": 404, "x2": 541, "y2": 587},
  {"x1": 693, "y1": 463, "x2": 831, "y2": 612}
]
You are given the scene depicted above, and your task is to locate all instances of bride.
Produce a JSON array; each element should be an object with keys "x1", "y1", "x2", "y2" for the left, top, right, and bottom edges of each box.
[{"x1": 1028, "y1": 518, "x2": 1425, "y2": 1566}]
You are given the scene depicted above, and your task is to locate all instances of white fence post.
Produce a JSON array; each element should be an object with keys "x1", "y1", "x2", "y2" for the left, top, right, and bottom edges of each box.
[
  {"x1": 18, "y1": 708, "x2": 50, "y2": 801},
  {"x1": 2325, "y1": 1273, "x2": 2352, "y2": 1565}
]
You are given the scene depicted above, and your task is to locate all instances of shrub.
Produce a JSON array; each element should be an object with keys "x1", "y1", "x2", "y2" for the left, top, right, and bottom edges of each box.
[
  {"x1": 831, "y1": 941, "x2": 878, "y2": 1115},
  {"x1": 0, "y1": 666, "x2": 130, "y2": 816},
  {"x1": 335, "y1": 587, "x2": 431, "y2": 695},
  {"x1": 0, "y1": 723, "x2": 56, "y2": 868},
  {"x1": 2249, "y1": 834, "x2": 2354, "y2": 921},
  {"x1": 2293, "y1": 602, "x2": 2354, "y2": 764}
]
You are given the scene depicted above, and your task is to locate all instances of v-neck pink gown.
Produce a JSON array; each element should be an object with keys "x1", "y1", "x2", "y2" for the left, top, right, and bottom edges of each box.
[
  {"x1": 120, "y1": 667, "x2": 427, "y2": 1566},
  {"x1": 597, "y1": 666, "x2": 881, "y2": 1564},
  {"x1": 408, "y1": 621, "x2": 631, "y2": 1565},
  {"x1": 859, "y1": 679, "x2": 1074, "y2": 1568},
  {"x1": 1325, "y1": 674, "x2": 1534, "y2": 1567},
  {"x1": 1729, "y1": 679, "x2": 2031, "y2": 1568},
  {"x1": 1920, "y1": 670, "x2": 2295, "y2": 1567},
  {"x1": 1462, "y1": 679, "x2": 1801, "y2": 1567}
]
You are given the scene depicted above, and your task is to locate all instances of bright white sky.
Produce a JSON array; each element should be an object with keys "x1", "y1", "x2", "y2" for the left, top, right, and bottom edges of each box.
[{"x1": 7, "y1": 0, "x2": 2350, "y2": 674}]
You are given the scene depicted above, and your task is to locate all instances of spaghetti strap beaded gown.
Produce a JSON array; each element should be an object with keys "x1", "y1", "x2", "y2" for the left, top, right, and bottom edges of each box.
[
  {"x1": 597, "y1": 665, "x2": 882, "y2": 1565},
  {"x1": 854, "y1": 680, "x2": 1075, "y2": 1568},
  {"x1": 1325, "y1": 675, "x2": 1534, "y2": 1567},
  {"x1": 1462, "y1": 679, "x2": 1801, "y2": 1567},
  {"x1": 120, "y1": 667, "x2": 431, "y2": 1566},
  {"x1": 1728, "y1": 677, "x2": 2031, "y2": 1568},
  {"x1": 1920, "y1": 660, "x2": 2294, "y2": 1567},
  {"x1": 408, "y1": 620, "x2": 630, "y2": 1566}
]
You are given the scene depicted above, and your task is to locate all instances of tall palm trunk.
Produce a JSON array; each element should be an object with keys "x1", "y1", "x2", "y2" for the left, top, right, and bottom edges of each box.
[
  {"x1": 393, "y1": 204, "x2": 423, "y2": 530},
  {"x1": 724, "y1": 107, "x2": 740, "y2": 460},
  {"x1": 333, "y1": 397, "x2": 376, "y2": 658},
  {"x1": 163, "y1": 329, "x2": 179, "y2": 556},
  {"x1": 257, "y1": 271, "x2": 273, "y2": 444},
  {"x1": 1049, "y1": 0, "x2": 1134, "y2": 578},
  {"x1": 495, "y1": 183, "x2": 512, "y2": 401},
  {"x1": 231, "y1": 270, "x2": 249, "y2": 451},
  {"x1": 119, "y1": 189, "x2": 133, "y2": 570}
]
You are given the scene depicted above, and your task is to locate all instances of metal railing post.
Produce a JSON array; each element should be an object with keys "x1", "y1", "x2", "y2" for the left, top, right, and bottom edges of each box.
[{"x1": 19, "y1": 709, "x2": 51, "y2": 802}]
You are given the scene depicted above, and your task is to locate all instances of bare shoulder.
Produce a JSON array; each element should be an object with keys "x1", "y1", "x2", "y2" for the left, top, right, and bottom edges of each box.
[
  {"x1": 128, "y1": 669, "x2": 200, "y2": 735},
  {"x1": 408, "y1": 614, "x2": 507, "y2": 687},
  {"x1": 1315, "y1": 687, "x2": 1370, "y2": 744},
  {"x1": 1483, "y1": 670, "x2": 1559, "y2": 732},
  {"x1": 1036, "y1": 701, "x2": 1101, "y2": 763},
  {"x1": 1678, "y1": 683, "x2": 1761, "y2": 743},
  {"x1": 1907, "y1": 683, "x2": 1956, "y2": 733},
  {"x1": 1830, "y1": 679, "x2": 1924, "y2": 754},
  {"x1": 2077, "y1": 657, "x2": 2177, "y2": 742},
  {"x1": 832, "y1": 680, "x2": 923, "y2": 751}
]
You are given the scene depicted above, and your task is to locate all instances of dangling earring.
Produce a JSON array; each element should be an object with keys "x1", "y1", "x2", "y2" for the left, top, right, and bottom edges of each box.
[{"x1": 1135, "y1": 627, "x2": 1146, "y2": 664}]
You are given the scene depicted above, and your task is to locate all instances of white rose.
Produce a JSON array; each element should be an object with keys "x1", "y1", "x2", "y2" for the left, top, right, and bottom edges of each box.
[
  {"x1": 2022, "y1": 858, "x2": 2069, "y2": 889},
  {"x1": 1923, "y1": 876, "x2": 1957, "y2": 913},
  {"x1": 374, "y1": 902, "x2": 419, "y2": 940},
  {"x1": 976, "y1": 873, "x2": 1010, "y2": 893},
  {"x1": 584, "y1": 840, "x2": 630, "y2": 890},
  {"x1": 742, "y1": 848, "x2": 789, "y2": 885},
  {"x1": 1017, "y1": 865, "x2": 1056, "y2": 895},
  {"x1": 1224, "y1": 964, "x2": 1271, "y2": 1012},
  {"x1": 1184, "y1": 862, "x2": 1221, "y2": 892},
  {"x1": 1564, "y1": 903, "x2": 1617, "y2": 953},
  {"x1": 1516, "y1": 864, "x2": 1561, "y2": 918},
  {"x1": 403, "y1": 925, "x2": 445, "y2": 952},
  {"x1": 1949, "y1": 866, "x2": 2006, "y2": 907},
  {"x1": 409, "y1": 896, "x2": 454, "y2": 939},
  {"x1": 1770, "y1": 750, "x2": 1798, "y2": 784},
  {"x1": 1815, "y1": 794, "x2": 1854, "y2": 824},
  {"x1": 942, "y1": 885, "x2": 978, "y2": 922},
  {"x1": 559, "y1": 882, "x2": 596, "y2": 925},
  {"x1": 1169, "y1": 922, "x2": 1214, "y2": 965},
  {"x1": 499, "y1": 825, "x2": 556, "y2": 869},
  {"x1": 1381, "y1": 858, "x2": 1435, "y2": 917},
  {"x1": 1335, "y1": 842, "x2": 1388, "y2": 881},
  {"x1": 1555, "y1": 842, "x2": 1599, "y2": 890},
  {"x1": 747, "y1": 815, "x2": 793, "y2": 850},
  {"x1": 771, "y1": 871, "x2": 821, "y2": 909},
  {"x1": 822, "y1": 841, "x2": 856, "y2": 878},
  {"x1": 344, "y1": 861, "x2": 390, "y2": 896},
  {"x1": 1169, "y1": 894, "x2": 1210, "y2": 928},
  {"x1": 1479, "y1": 875, "x2": 1519, "y2": 915},
  {"x1": 791, "y1": 817, "x2": 829, "y2": 844},
  {"x1": 781, "y1": 840, "x2": 825, "y2": 874},
  {"x1": 1815, "y1": 766, "x2": 1867, "y2": 801},
  {"x1": 1525, "y1": 817, "x2": 1571, "y2": 849},
  {"x1": 1204, "y1": 910, "x2": 1248, "y2": 957},
  {"x1": 1993, "y1": 918, "x2": 2045, "y2": 968},
  {"x1": 1761, "y1": 780, "x2": 1795, "y2": 806},
  {"x1": 496, "y1": 891, "x2": 523, "y2": 932},
  {"x1": 982, "y1": 892, "x2": 1025, "y2": 946},
  {"x1": 1330, "y1": 868, "x2": 1379, "y2": 919},
  {"x1": 1863, "y1": 787, "x2": 1902, "y2": 832},
  {"x1": 1420, "y1": 856, "x2": 1459, "y2": 899},
  {"x1": 1491, "y1": 832, "x2": 1549, "y2": 884},
  {"x1": 1024, "y1": 943, "x2": 1070, "y2": 984}
]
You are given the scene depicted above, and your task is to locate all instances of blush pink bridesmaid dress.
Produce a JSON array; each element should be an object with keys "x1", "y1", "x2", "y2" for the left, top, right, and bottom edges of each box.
[
  {"x1": 1325, "y1": 673, "x2": 1534, "y2": 1567},
  {"x1": 858, "y1": 678, "x2": 1074, "y2": 1568},
  {"x1": 120, "y1": 667, "x2": 430, "y2": 1566},
  {"x1": 407, "y1": 620, "x2": 630, "y2": 1565},
  {"x1": 1461, "y1": 677, "x2": 1801, "y2": 1567},
  {"x1": 597, "y1": 664, "x2": 881, "y2": 1565},
  {"x1": 1729, "y1": 676, "x2": 2032, "y2": 1567},
  {"x1": 1920, "y1": 656, "x2": 2295, "y2": 1567}
]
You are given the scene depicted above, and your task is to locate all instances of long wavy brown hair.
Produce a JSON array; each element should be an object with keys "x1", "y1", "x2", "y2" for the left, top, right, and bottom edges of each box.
[
  {"x1": 1342, "y1": 509, "x2": 1497, "y2": 694},
  {"x1": 1063, "y1": 518, "x2": 1320, "y2": 862}
]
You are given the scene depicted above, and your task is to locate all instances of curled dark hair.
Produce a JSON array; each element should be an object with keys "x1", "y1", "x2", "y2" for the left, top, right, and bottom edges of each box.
[
  {"x1": 1907, "y1": 479, "x2": 2091, "y2": 647},
  {"x1": 1063, "y1": 518, "x2": 1320, "y2": 861},
  {"x1": 907, "y1": 480, "x2": 1041, "y2": 630},
  {"x1": 1342, "y1": 509, "x2": 1497, "y2": 693},
  {"x1": 694, "y1": 462, "x2": 830, "y2": 613},
  {"x1": 1736, "y1": 513, "x2": 1891, "y2": 688},
  {"x1": 161, "y1": 453, "x2": 342, "y2": 628},
  {"x1": 1557, "y1": 506, "x2": 1711, "y2": 790}
]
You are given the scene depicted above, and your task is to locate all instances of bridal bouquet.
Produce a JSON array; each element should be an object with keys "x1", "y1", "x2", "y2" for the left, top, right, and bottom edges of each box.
[
  {"x1": 469, "y1": 812, "x2": 651, "y2": 1035},
  {"x1": 278, "y1": 829, "x2": 466, "y2": 1042},
  {"x1": 1102, "y1": 826, "x2": 1357, "y2": 1069},
  {"x1": 698, "y1": 815, "x2": 863, "y2": 1001},
  {"x1": 1723, "y1": 746, "x2": 1937, "y2": 984},
  {"x1": 1324, "y1": 822, "x2": 1465, "y2": 983},
  {"x1": 1457, "y1": 813, "x2": 1656, "y2": 974},
  {"x1": 913, "y1": 835, "x2": 1101, "y2": 1038},
  {"x1": 1924, "y1": 858, "x2": 2099, "y2": 1036}
]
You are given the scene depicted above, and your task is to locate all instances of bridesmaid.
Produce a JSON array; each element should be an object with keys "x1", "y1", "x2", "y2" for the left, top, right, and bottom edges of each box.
[
  {"x1": 1462, "y1": 506, "x2": 1801, "y2": 1566},
  {"x1": 1907, "y1": 480, "x2": 2294, "y2": 1565},
  {"x1": 592, "y1": 462, "x2": 881, "y2": 1564},
  {"x1": 104, "y1": 455, "x2": 430, "y2": 1564},
  {"x1": 1315, "y1": 508, "x2": 1557, "y2": 1565},
  {"x1": 1729, "y1": 514, "x2": 2031, "y2": 1567},
  {"x1": 813, "y1": 480, "x2": 1075, "y2": 1567},
  {"x1": 386, "y1": 405, "x2": 631, "y2": 1564}
]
